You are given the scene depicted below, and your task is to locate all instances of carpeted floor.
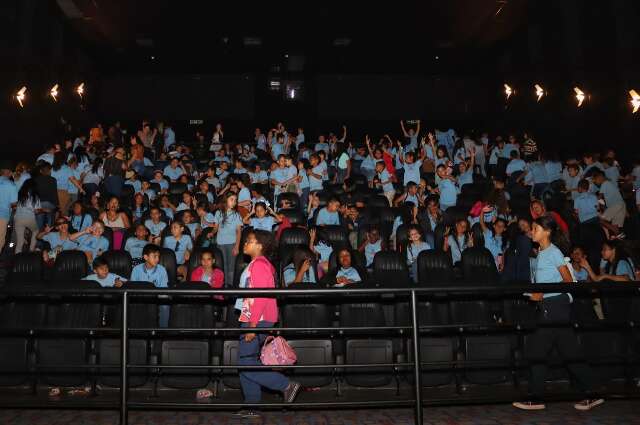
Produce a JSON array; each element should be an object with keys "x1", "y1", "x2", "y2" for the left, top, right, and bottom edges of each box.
[{"x1": 2, "y1": 402, "x2": 640, "y2": 425}]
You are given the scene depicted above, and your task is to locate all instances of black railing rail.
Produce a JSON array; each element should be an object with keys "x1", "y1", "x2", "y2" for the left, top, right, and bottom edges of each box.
[{"x1": 0, "y1": 282, "x2": 639, "y2": 425}]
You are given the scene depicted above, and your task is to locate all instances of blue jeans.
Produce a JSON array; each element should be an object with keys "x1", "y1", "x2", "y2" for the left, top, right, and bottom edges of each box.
[
  {"x1": 36, "y1": 201, "x2": 56, "y2": 230},
  {"x1": 238, "y1": 321, "x2": 289, "y2": 403},
  {"x1": 217, "y1": 243, "x2": 236, "y2": 288}
]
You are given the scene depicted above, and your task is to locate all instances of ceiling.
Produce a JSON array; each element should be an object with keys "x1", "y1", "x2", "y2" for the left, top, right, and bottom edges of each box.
[{"x1": 57, "y1": 0, "x2": 528, "y2": 74}]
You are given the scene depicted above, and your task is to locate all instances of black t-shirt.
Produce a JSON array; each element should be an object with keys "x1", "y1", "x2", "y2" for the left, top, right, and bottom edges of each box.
[
  {"x1": 34, "y1": 175, "x2": 59, "y2": 205},
  {"x1": 103, "y1": 157, "x2": 125, "y2": 178}
]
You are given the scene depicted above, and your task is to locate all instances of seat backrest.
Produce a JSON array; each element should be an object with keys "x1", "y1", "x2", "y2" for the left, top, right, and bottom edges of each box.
[
  {"x1": 340, "y1": 302, "x2": 386, "y2": 327},
  {"x1": 461, "y1": 247, "x2": 499, "y2": 284},
  {"x1": 432, "y1": 223, "x2": 446, "y2": 252},
  {"x1": 368, "y1": 195, "x2": 390, "y2": 209},
  {"x1": 159, "y1": 248, "x2": 177, "y2": 286},
  {"x1": 279, "y1": 209, "x2": 305, "y2": 226},
  {"x1": 417, "y1": 250, "x2": 454, "y2": 285},
  {"x1": 276, "y1": 192, "x2": 301, "y2": 211},
  {"x1": 187, "y1": 246, "x2": 224, "y2": 278},
  {"x1": 53, "y1": 250, "x2": 89, "y2": 283},
  {"x1": 169, "y1": 182, "x2": 187, "y2": 195},
  {"x1": 10, "y1": 252, "x2": 43, "y2": 284},
  {"x1": 372, "y1": 251, "x2": 410, "y2": 286},
  {"x1": 279, "y1": 227, "x2": 310, "y2": 249},
  {"x1": 169, "y1": 282, "x2": 215, "y2": 328},
  {"x1": 321, "y1": 225, "x2": 349, "y2": 249},
  {"x1": 328, "y1": 249, "x2": 366, "y2": 272},
  {"x1": 282, "y1": 301, "x2": 332, "y2": 329},
  {"x1": 101, "y1": 250, "x2": 133, "y2": 279}
]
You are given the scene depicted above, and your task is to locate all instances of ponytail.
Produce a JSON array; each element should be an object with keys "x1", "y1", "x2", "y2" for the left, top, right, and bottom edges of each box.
[{"x1": 534, "y1": 214, "x2": 570, "y2": 255}]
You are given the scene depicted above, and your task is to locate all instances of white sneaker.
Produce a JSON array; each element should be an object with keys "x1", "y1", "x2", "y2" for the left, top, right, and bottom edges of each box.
[
  {"x1": 574, "y1": 398, "x2": 604, "y2": 411},
  {"x1": 513, "y1": 401, "x2": 546, "y2": 410}
]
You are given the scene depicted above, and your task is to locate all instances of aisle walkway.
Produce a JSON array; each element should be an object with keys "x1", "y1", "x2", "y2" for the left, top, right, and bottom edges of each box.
[{"x1": 2, "y1": 401, "x2": 640, "y2": 425}]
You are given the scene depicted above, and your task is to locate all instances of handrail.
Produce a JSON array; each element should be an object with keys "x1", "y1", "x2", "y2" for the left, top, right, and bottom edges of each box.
[{"x1": 0, "y1": 282, "x2": 639, "y2": 425}]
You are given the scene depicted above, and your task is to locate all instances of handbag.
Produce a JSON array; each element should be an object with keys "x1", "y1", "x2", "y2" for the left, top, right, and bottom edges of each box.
[{"x1": 260, "y1": 336, "x2": 297, "y2": 366}]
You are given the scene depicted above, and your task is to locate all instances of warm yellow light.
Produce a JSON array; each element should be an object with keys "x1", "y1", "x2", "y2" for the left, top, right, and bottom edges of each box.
[
  {"x1": 535, "y1": 84, "x2": 544, "y2": 102},
  {"x1": 76, "y1": 83, "x2": 85, "y2": 98},
  {"x1": 630, "y1": 90, "x2": 640, "y2": 114},
  {"x1": 574, "y1": 87, "x2": 585, "y2": 107},
  {"x1": 504, "y1": 83, "x2": 513, "y2": 100},
  {"x1": 16, "y1": 86, "x2": 26, "y2": 108},
  {"x1": 50, "y1": 84, "x2": 59, "y2": 102}
]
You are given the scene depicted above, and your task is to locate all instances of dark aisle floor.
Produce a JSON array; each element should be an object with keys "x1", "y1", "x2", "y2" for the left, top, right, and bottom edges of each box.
[{"x1": 2, "y1": 401, "x2": 640, "y2": 425}]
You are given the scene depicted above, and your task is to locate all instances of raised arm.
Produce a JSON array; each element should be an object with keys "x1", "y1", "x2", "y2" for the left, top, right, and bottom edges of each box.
[
  {"x1": 415, "y1": 120, "x2": 421, "y2": 137},
  {"x1": 400, "y1": 120, "x2": 409, "y2": 137}
]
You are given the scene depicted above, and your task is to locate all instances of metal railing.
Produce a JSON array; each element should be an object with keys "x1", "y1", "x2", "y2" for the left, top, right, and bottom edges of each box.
[{"x1": 1, "y1": 282, "x2": 640, "y2": 425}]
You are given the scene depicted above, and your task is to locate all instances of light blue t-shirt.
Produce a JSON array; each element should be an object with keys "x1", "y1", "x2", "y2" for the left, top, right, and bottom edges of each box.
[
  {"x1": 378, "y1": 169, "x2": 394, "y2": 193},
  {"x1": 131, "y1": 263, "x2": 169, "y2": 288},
  {"x1": 76, "y1": 234, "x2": 110, "y2": 260},
  {"x1": 407, "y1": 241, "x2": 431, "y2": 265},
  {"x1": 83, "y1": 273, "x2": 127, "y2": 288},
  {"x1": 528, "y1": 162, "x2": 549, "y2": 184},
  {"x1": 125, "y1": 179, "x2": 142, "y2": 194},
  {"x1": 124, "y1": 237, "x2": 148, "y2": 259},
  {"x1": 506, "y1": 159, "x2": 526, "y2": 176},
  {"x1": 71, "y1": 214, "x2": 93, "y2": 232},
  {"x1": 573, "y1": 192, "x2": 599, "y2": 223},
  {"x1": 51, "y1": 165, "x2": 73, "y2": 191},
  {"x1": 283, "y1": 263, "x2": 316, "y2": 286},
  {"x1": 314, "y1": 241, "x2": 333, "y2": 262},
  {"x1": 271, "y1": 142, "x2": 286, "y2": 159},
  {"x1": 145, "y1": 220, "x2": 167, "y2": 237},
  {"x1": 336, "y1": 267, "x2": 362, "y2": 283},
  {"x1": 238, "y1": 187, "x2": 251, "y2": 204},
  {"x1": 533, "y1": 244, "x2": 566, "y2": 298},
  {"x1": 438, "y1": 179, "x2": 457, "y2": 208},
  {"x1": 163, "y1": 234, "x2": 193, "y2": 265},
  {"x1": 403, "y1": 161, "x2": 422, "y2": 186},
  {"x1": 447, "y1": 234, "x2": 468, "y2": 264},
  {"x1": 600, "y1": 258, "x2": 635, "y2": 280},
  {"x1": 364, "y1": 239, "x2": 382, "y2": 267},
  {"x1": 0, "y1": 177, "x2": 18, "y2": 220},
  {"x1": 43, "y1": 232, "x2": 78, "y2": 251},
  {"x1": 598, "y1": 180, "x2": 624, "y2": 208},
  {"x1": 298, "y1": 169, "x2": 309, "y2": 189},
  {"x1": 316, "y1": 208, "x2": 340, "y2": 226},
  {"x1": 483, "y1": 230, "x2": 503, "y2": 262},
  {"x1": 163, "y1": 166, "x2": 184, "y2": 181},
  {"x1": 545, "y1": 161, "x2": 563, "y2": 182},
  {"x1": 67, "y1": 168, "x2": 82, "y2": 195},
  {"x1": 250, "y1": 216, "x2": 275, "y2": 232},
  {"x1": 213, "y1": 210, "x2": 243, "y2": 245},
  {"x1": 309, "y1": 165, "x2": 324, "y2": 191},
  {"x1": 458, "y1": 170, "x2": 473, "y2": 187}
]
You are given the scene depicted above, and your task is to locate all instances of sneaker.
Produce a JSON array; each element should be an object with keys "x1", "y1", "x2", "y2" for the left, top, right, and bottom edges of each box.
[
  {"x1": 513, "y1": 401, "x2": 546, "y2": 410},
  {"x1": 283, "y1": 381, "x2": 302, "y2": 403},
  {"x1": 232, "y1": 410, "x2": 261, "y2": 419},
  {"x1": 574, "y1": 399, "x2": 604, "y2": 411}
]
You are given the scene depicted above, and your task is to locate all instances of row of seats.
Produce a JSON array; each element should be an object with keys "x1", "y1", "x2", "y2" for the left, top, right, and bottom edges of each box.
[
  {"x1": 0, "y1": 282, "x2": 637, "y2": 394},
  {"x1": 10, "y1": 242, "x2": 500, "y2": 289}
]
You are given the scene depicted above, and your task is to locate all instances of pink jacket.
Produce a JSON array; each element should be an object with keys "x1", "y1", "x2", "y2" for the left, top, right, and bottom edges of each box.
[
  {"x1": 190, "y1": 266, "x2": 225, "y2": 300},
  {"x1": 239, "y1": 256, "x2": 278, "y2": 325}
]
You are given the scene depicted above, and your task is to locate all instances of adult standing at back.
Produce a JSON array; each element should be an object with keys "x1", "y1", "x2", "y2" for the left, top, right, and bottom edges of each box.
[{"x1": 103, "y1": 147, "x2": 127, "y2": 197}]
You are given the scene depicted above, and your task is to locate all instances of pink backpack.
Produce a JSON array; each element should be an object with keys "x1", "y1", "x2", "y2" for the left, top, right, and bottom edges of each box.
[{"x1": 260, "y1": 336, "x2": 297, "y2": 366}]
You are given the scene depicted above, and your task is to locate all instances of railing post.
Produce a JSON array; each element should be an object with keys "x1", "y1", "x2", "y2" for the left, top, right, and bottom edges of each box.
[
  {"x1": 120, "y1": 291, "x2": 129, "y2": 425},
  {"x1": 410, "y1": 290, "x2": 423, "y2": 425}
]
